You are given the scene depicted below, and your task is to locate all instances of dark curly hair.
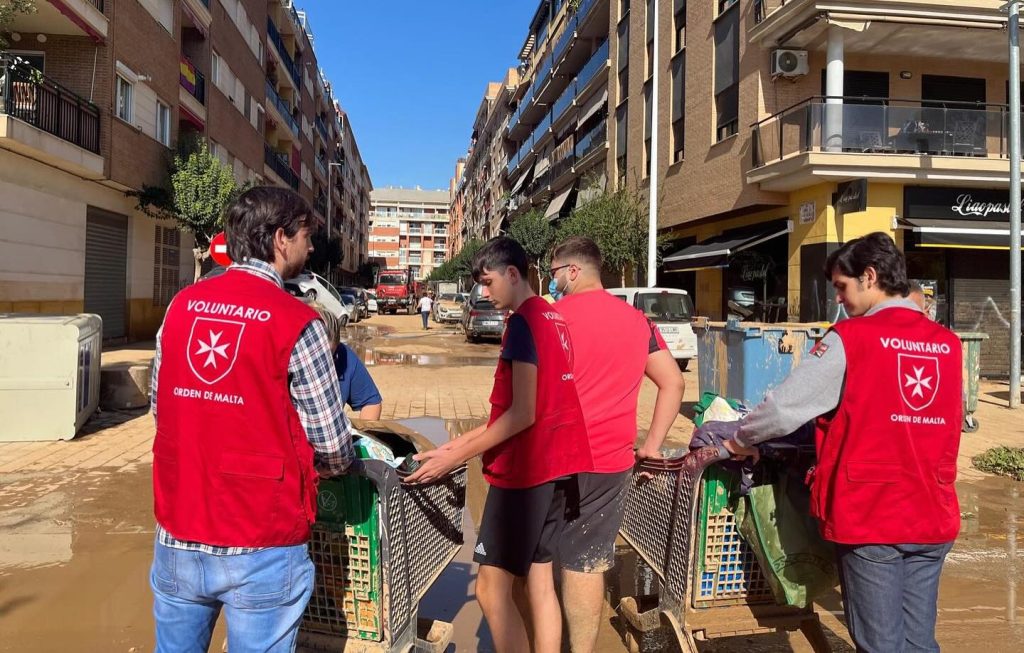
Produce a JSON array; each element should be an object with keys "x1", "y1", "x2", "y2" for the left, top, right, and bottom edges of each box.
[
  {"x1": 825, "y1": 232, "x2": 910, "y2": 296},
  {"x1": 224, "y1": 186, "x2": 312, "y2": 264}
]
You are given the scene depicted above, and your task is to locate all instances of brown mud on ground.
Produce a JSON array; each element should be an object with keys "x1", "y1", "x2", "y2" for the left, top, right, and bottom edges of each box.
[{"x1": 2, "y1": 416, "x2": 1021, "y2": 652}]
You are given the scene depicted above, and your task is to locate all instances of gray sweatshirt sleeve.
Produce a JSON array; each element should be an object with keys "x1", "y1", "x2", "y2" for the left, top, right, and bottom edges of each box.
[{"x1": 734, "y1": 331, "x2": 847, "y2": 447}]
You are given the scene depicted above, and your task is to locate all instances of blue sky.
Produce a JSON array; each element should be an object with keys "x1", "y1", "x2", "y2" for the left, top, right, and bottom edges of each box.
[{"x1": 304, "y1": 1, "x2": 536, "y2": 191}]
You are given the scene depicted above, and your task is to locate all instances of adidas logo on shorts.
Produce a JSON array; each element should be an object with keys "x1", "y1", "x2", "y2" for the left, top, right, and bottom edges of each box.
[{"x1": 475, "y1": 542, "x2": 487, "y2": 556}]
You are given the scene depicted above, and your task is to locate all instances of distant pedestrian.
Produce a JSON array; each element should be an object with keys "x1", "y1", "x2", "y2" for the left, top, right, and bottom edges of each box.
[
  {"x1": 149, "y1": 186, "x2": 355, "y2": 652},
  {"x1": 547, "y1": 236, "x2": 685, "y2": 652},
  {"x1": 418, "y1": 292, "x2": 433, "y2": 330},
  {"x1": 725, "y1": 232, "x2": 962, "y2": 653},
  {"x1": 405, "y1": 237, "x2": 593, "y2": 653}
]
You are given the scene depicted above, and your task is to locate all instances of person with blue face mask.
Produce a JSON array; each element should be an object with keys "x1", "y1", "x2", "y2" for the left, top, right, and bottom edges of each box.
[{"x1": 547, "y1": 262, "x2": 576, "y2": 301}]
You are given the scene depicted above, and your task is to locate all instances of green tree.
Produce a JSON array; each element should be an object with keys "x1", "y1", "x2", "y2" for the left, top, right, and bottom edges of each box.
[
  {"x1": 170, "y1": 142, "x2": 241, "y2": 281},
  {"x1": 506, "y1": 209, "x2": 554, "y2": 287},
  {"x1": 556, "y1": 184, "x2": 667, "y2": 285},
  {"x1": 0, "y1": 1, "x2": 36, "y2": 50}
]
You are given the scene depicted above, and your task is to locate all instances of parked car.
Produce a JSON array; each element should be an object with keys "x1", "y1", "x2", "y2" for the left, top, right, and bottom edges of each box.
[
  {"x1": 432, "y1": 293, "x2": 466, "y2": 324},
  {"x1": 365, "y1": 289, "x2": 379, "y2": 313},
  {"x1": 285, "y1": 272, "x2": 354, "y2": 327},
  {"x1": 339, "y1": 291, "x2": 362, "y2": 323},
  {"x1": 461, "y1": 284, "x2": 508, "y2": 343},
  {"x1": 608, "y1": 287, "x2": 697, "y2": 370},
  {"x1": 199, "y1": 266, "x2": 353, "y2": 326},
  {"x1": 339, "y1": 287, "x2": 370, "y2": 320}
]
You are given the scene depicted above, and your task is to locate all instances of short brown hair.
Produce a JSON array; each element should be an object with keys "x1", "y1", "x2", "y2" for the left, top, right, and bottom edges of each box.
[
  {"x1": 551, "y1": 236, "x2": 602, "y2": 269},
  {"x1": 225, "y1": 186, "x2": 312, "y2": 264}
]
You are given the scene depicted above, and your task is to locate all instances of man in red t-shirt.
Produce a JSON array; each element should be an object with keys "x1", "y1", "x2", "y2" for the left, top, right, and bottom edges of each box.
[{"x1": 548, "y1": 236, "x2": 686, "y2": 653}]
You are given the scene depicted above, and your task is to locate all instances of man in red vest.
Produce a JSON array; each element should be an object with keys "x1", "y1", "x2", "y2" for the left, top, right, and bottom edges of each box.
[
  {"x1": 150, "y1": 186, "x2": 355, "y2": 652},
  {"x1": 725, "y1": 232, "x2": 962, "y2": 652},
  {"x1": 405, "y1": 237, "x2": 592, "y2": 653}
]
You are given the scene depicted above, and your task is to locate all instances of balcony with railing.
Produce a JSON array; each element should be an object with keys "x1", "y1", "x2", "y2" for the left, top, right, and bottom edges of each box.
[
  {"x1": 179, "y1": 56, "x2": 206, "y2": 105},
  {"x1": 267, "y1": 18, "x2": 301, "y2": 86},
  {"x1": 575, "y1": 117, "x2": 608, "y2": 161},
  {"x1": 264, "y1": 142, "x2": 299, "y2": 189},
  {"x1": 576, "y1": 39, "x2": 609, "y2": 95},
  {"x1": 750, "y1": 96, "x2": 1022, "y2": 190},
  {"x1": 314, "y1": 193, "x2": 327, "y2": 217},
  {"x1": 8, "y1": 0, "x2": 109, "y2": 42},
  {"x1": 315, "y1": 115, "x2": 329, "y2": 143},
  {"x1": 1, "y1": 56, "x2": 102, "y2": 173},
  {"x1": 265, "y1": 79, "x2": 299, "y2": 136},
  {"x1": 315, "y1": 156, "x2": 328, "y2": 181}
]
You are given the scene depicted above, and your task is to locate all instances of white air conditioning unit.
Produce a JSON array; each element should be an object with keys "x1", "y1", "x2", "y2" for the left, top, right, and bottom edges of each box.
[
  {"x1": 771, "y1": 49, "x2": 809, "y2": 78},
  {"x1": 0, "y1": 314, "x2": 102, "y2": 441}
]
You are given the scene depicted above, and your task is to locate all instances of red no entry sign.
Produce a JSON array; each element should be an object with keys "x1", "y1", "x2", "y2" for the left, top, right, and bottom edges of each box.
[{"x1": 209, "y1": 231, "x2": 232, "y2": 267}]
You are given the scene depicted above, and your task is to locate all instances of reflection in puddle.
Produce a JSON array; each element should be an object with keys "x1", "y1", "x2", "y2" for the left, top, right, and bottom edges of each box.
[{"x1": 357, "y1": 349, "x2": 495, "y2": 367}]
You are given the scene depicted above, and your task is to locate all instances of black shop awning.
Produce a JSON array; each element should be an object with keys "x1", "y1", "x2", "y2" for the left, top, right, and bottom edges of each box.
[
  {"x1": 663, "y1": 220, "x2": 792, "y2": 272},
  {"x1": 898, "y1": 217, "x2": 1021, "y2": 250}
]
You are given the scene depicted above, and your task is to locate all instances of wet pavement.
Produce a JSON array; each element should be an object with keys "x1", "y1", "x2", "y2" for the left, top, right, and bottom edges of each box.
[{"x1": 1, "y1": 315, "x2": 1023, "y2": 651}]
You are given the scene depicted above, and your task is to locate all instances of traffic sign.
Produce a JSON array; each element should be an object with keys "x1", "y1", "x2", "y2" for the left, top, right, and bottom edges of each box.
[{"x1": 209, "y1": 231, "x2": 232, "y2": 267}]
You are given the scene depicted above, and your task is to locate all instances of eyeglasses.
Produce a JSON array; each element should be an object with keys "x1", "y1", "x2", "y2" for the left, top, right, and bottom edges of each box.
[{"x1": 550, "y1": 264, "x2": 573, "y2": 275}]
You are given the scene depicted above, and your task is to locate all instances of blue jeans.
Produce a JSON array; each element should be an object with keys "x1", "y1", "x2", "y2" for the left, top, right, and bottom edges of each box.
[
  {"x1": 421, "y1": 311, "x2": 430, "y2": 328},
  {"x1": 836, "y1": 542, "x2": 954, "y2": 653},
  {"x1": 150, "y1": 539, "x2": 314, "y2": 653}
]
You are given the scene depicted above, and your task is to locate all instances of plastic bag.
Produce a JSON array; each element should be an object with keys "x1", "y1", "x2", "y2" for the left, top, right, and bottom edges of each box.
[{"x1": 735, "y1": 472, "x2": 838, "y2": 608}]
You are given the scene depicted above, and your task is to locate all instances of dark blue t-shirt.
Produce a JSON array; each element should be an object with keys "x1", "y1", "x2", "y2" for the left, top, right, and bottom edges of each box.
[
  {"x1": 332, "y1": 345, "x2": 383, "y2": 410},
  {"x1": 500, "y1": 314, "x2": 538, "y2": 365}
]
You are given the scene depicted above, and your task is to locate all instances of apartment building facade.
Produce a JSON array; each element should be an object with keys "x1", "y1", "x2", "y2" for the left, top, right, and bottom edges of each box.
[
  {"x1": 448, "y1": 157, "x2": 466, "y2": 258},
  {"x1": 369, "y1": 188, "x2": 451, "y2": 281},
  {"x1": 457, "y1": 0, "x2": 1020, "y2": 376},
  {"x1": 1, "y1": 0, "x2": 371, "y2": 340}
]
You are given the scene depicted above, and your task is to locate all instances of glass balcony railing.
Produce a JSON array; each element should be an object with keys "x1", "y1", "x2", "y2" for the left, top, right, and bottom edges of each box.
[
  {"x1": 576, "y1": 0, "x2": 597, "y2": 22},
  {"x1": 315, "y1": 156, "x2": 327, "y2": 180},
  {"x1": 179, "y1": 56, "x2": 205, "y2": 105},
  {"x1": 507, "y1": 150, "x2": 520, "y2": 175},
  {"x1": 267, "y1": 18, "x2": 301, "y2": 86},
  {"x1": 553, "y1": 20, "x2": 576, "y2": 66},
  {"x1": 265, "y1": 79, "x2": 299, "y2": 136},
  {"x1": 575, "y1": 118, "x2": 607, "y2": 160},
  {"x1": 576, "y1": 39, "x2": 609, "y2": 93},
  {"x1": 535, "y1": 53, "x2": 553, "y2": 91},
  {"x1": 552, "y1": 79, "x2": 576, "y2": 124},
  {"x1": 751, "y1": 96, "x2": 1020, "y2": 168},
  {"x1": 264, "y1": 143, "x2": 299, "y2": 189},
  {"x1": 754, "y1": 0, "x2": 789, "y2": 24},
  {"x1": 0, "y1": 56, "x2": 100, "y2": 153},
  {"x1": 315, "y1": 116, "x2": 329, "y2": 143}
]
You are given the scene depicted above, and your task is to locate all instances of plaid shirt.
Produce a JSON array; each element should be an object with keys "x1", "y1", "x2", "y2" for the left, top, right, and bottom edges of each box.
[{"x1": 152, "y1": 259, "x2": 354, "y2": 555}]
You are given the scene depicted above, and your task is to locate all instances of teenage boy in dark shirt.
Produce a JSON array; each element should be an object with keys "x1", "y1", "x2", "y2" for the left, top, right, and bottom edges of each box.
[{"x1": 405, "y1": 237, "x2": 592, "y2": 653}]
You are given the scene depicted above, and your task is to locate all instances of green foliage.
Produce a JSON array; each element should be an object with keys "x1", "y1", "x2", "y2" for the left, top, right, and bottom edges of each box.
[
  {"x1": 973, "y1": 447, "x2": 1024, "y2": 481},
  {"x1": 0, "y1": 1, "x2": 36, "y2": 50},
  {"x1": 507, "y1": 209, "x2": 554, "y2": 282},
  {"x1": 170, "y1": 141, "x2": 239, "y2": 250},
  {"x1": 427, "y1": 239, "x2": 484, "y2": 282},
  {"x1": 554, "y1": 184, "x2": 669, "y2": 284}
]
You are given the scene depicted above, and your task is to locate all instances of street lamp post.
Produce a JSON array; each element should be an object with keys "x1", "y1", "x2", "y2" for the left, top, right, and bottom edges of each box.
[
  {"x1": 647, "y1": 0, "x2": 660, "y2": 288},
  {"x1": 1009, "y1": 1, "x2": 1022, "y2": 408}
]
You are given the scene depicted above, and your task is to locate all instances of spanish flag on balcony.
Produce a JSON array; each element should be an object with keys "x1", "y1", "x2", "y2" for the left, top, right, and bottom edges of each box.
[{"x1": 180, "y1": 59, "x2": 196, "y2": 95}]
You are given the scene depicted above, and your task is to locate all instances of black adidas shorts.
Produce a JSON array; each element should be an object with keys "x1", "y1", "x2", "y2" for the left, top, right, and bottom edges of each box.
[
  {"x1": 559, "y1": 470, "x2": 631, "y2": 573},
  {"x1": 473, "y1": 478, "x2": 573, "y2": 577}
]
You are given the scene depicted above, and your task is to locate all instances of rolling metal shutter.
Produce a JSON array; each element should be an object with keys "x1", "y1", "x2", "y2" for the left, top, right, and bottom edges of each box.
[{"x1": 84, "y1": 208, "x2": 128, "y2": 340}]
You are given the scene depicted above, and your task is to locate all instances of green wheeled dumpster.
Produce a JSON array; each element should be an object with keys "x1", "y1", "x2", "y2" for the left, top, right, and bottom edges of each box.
[{"x1": 956, "y1": 332, "x2": 988, "y2": 433}]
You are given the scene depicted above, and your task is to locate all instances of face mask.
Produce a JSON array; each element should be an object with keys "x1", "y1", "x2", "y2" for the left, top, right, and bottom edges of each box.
[{"x1": 548, "y1": 278, "x2": 563, "y2": 301}]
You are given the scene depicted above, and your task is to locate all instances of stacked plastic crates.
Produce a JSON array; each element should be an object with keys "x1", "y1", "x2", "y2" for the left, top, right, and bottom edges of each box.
[{"x1": 300, "y1": 431, "x2": 466, "y2": 652}]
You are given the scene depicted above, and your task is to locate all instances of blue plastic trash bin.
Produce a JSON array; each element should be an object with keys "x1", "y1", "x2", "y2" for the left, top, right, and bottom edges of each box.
[{"x1": 693, "y1": 318, "x2": 827, "y2": 408}]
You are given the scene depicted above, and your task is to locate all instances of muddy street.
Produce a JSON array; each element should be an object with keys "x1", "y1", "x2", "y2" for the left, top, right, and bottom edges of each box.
[{"x1": 1, "y1": 313, "x2": 1023, "y2": 652}]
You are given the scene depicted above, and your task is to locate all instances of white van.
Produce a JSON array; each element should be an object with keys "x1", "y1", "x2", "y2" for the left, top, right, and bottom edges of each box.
[{"x1": 608, "y1": 287, "x2": 698, "y2": 370}]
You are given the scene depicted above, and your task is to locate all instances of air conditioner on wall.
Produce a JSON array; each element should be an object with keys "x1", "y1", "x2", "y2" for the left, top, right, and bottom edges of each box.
[{"x1": 771, "y1": 49, "x2": 809, "y2": 78}]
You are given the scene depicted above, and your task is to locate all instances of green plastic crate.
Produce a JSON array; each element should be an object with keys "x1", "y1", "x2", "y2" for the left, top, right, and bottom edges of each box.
[{"x1": 304, "y1": 442, "x2": 385, "y2": 641}]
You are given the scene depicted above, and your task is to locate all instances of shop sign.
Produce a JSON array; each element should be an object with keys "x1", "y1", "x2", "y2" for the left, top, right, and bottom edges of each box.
[
  {"x1": 799, "y1": 201, "x2": 816, "y2": 224},
  {"x1": 905, "y1": 186, "x2": 1016, "y2": 221},
  {"x1": 833, "y1": 179, "x2": 868, "y2": 217}
]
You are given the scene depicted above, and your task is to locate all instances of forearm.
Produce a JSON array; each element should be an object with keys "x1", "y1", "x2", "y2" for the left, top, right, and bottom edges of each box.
[
  {"x1": 452, "y1": 409, "x2": 534, "y2": 462},
  {"x1": 358, "y1": 404, "x2": 382, "y2": 420},
  {"x1": 645, "y1": 384, "x2": 684, "y2": 451},
  {"x1": 735, "y1": 333, "x2": 846, "y2": 448}
]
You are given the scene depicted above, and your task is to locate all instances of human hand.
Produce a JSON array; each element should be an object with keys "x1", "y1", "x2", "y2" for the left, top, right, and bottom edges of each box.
[
  {"x1": 402, "y1": 448, "x2": 463, "y2": 485},
  {"x1": 635, "y1": 445, "x2": 664, "y2": 461},
  {"x1": 723, "y1": 439, "x2": 760, "y2": 463}
]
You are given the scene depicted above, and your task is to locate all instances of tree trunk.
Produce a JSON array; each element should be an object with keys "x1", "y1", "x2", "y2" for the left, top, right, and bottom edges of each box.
[
  {"x1": 193, "y1": 248, "x2": 209, "y2": 283},
  {"x1": 536, "y1": 259, "x2": 543, "y2": 293},
  {"x1": 621, "y1": 268, "x2": 627, "y2": 287}
]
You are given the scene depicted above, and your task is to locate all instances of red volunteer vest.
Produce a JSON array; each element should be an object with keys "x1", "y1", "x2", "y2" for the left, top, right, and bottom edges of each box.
[
  {"x1": 153, "y1": 268, "x2": 319, "y2": 547},
  {"x1": 813, "y1": 307, "x2": 962, "y2": 545},
  {"x1": 483, "y1": 296, "x2": 593, "y2": 489}
]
